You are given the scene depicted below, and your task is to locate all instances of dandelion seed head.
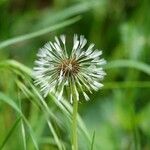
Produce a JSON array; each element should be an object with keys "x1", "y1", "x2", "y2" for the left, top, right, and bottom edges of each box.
[{"x1": 33, "y1": 35, "x2": 106, "y2": 103}]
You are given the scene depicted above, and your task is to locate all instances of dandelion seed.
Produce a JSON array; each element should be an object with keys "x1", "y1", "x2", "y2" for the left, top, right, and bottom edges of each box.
[{"x1": 33, "y1": 35, "x2": 106, "y2": 103}]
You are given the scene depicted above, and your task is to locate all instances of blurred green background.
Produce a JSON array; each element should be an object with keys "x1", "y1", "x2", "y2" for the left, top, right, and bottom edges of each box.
[{"x1": 0, "y1": 0, "x2": 150, "y2": 150}]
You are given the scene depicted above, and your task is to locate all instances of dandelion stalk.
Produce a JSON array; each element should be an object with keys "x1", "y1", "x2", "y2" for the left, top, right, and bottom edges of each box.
[{"x1": 72, "y1": 98, "x2": 78, "y2": 150}]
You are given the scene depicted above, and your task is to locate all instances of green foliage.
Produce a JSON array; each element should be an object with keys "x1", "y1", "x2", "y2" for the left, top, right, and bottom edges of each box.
[{"x1": 0, "y1": 0, "x2": 150, "y2": 150}]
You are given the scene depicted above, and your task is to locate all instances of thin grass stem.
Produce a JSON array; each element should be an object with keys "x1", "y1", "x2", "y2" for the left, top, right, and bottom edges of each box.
[{"x1": 72, "y1": 99, "x2": 78, "y2": 150}]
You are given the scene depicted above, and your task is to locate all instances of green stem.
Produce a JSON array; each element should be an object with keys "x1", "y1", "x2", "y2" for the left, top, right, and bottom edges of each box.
[
  {"x1": 131, "y1": 108, "x2": 141, "y2": 150},
  {"x1": 72, "y1": 99, "x2": 78, "y2": 150}
]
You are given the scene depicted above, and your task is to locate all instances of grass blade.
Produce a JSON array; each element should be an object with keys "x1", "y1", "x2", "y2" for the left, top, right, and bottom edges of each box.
[
  {"x1": 47, "y1": 120, "x2": 63, "y2": 150},
  {"x1": 21, "y1": 120, "x2": 27, "y2": 150},
  {"x1": 16, "y1": 80, "x2": 64, "y2": 149},
  {"x1": 18, "y1": 90, "x2": 27, "y2": 150},
  {"x1": 103, "y1": 81, "x2": 150, "y2": 89},
  {"x1": 106, "y1": 60, "x2": 150, "y2": 75},
  {"x1": 90, "y1": 131, "x2": 95, "y2": 150},
  {"x1": 0, "y1": 16, "x2": 80, "y2": 49},
  {"x1": 24, "y1": 120, "x2": 39, "y2": 150},
  {"x1": 29, "y1": 83, "x2": 64, "y2": 149},
  {"x1": 38, "y1": 0, "x2": 101, "y2": 27},
  {"x1": 0, "y1": 117, "x2": 21, "y2": 150},
  {"x1": 0, "y1": 60, "x2": 32, "y2": 76},
  {"x1": 0, "y1": 92, "x2": 39, "y2": 150}
]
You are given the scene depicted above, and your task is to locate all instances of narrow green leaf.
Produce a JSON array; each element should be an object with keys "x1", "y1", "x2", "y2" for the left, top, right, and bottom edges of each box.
[
  {"x1": 0, "y1": 92, "x2": 39, "y2": 150},
  {"x1": 0, "y1": 16, "x2": 81, "y2": 49},
  {"x1": 47, "y1": 120, "x2": 63, "y2": 150},
  {"x1": 29, "y1": 83, "x2": 64, "y2": 149},
  {"x1": 16, "y1": 80, "x2": 64, "y2": 149},
  {"x1": 0, "y1": 92, "x2": 21, "y2": 113},
  {"x1": 0, "y1": 117, "x2": 21, "y2": 150},
  {"x1": 0, "y1": 60, "x2": 32, "y2": 76},
  {"x1": 18, "y1": 91, "x2": 27, "y2": 150},
  {"x1": 106, "y1": 60, "x2": 150, "y2": 75},
  {"x1": 21, "y1": 120, "x2": 27, "y2": 150},
  {"x1": 103, "y1": 81, "x2": 150, "y2": 89},
  {"x1": 24, "y1": 121, "x2": 39, "y2": 150},
  {"x1": 38, "y1": 0, "x2": 101, "y2": 27},
  {"x1": 90, "y1": 131, "x2": 95, "y2": 150}
]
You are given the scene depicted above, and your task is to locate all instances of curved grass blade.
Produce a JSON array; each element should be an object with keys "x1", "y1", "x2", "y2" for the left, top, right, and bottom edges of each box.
[
  {"x1": 28, "y1": 91, "x2": 63, "y2": 149},
  {"x1": 0, "y1": 117, "x2": 21, "y2": 150},
  {"x1": 47, "y1": 120, "x2": 63, "y2": 150},
  {"x1": 0, "y1": 60, "x2": 32, "y2": 76},
  {"x1": 16, "y1": 80, "x2": 64, "y2": 149},
  {"x1": 38, "y1": 0, "x2": 102, "y2": 27},
  {"x1": 21, "y1": 120, "x2": 27, "y2": 150},
  {"x1": 0, "y1": 16, "x2": 81, "y2": 49},
  {"x1": 90, "y1": 131, "x2": 95, "y2": 150},
  {"x1": 29, "y1": 83, "x2": 64, "y2": 150},
  {"x1": 18, "y1": 90, "x2": 27, "y2": 150},
  {"x1": 24, "y1": 120, "x2": 39, "y2": 150},
  {"x1": 106, "y1": 59, "x2": 150, "y2": 75},
  {"x1": 103, "y1": 81, "x2": 150, "y2": 89},
  {"x1": 0, "y1": 92, "x2": 39, "y2": 150},
  {"x1": 16, "y1": 80, "x2": 62, "y2": 127}
]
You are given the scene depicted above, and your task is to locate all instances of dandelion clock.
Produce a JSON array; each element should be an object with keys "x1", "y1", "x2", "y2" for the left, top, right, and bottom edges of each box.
[{"x1": 33, "y1": 34, "x2": 106, "y2": 103}]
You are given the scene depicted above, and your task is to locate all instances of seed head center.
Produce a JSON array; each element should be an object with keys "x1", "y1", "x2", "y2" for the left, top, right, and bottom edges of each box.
[
  {"x1": 59, "y1": 58, "x2": 79, "y2": 76},
  {"x1": 67, "y1": 63, "x2": 73, "y2": 70}
]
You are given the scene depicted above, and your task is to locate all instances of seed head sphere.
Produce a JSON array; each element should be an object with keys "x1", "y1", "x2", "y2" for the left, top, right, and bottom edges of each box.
[{"x1": 33, "y1": 35, "x2": 106, "y2": 103}]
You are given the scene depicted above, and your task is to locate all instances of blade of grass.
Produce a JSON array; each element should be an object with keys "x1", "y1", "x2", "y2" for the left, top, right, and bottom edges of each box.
[
  {"x1": 28, "y1": 81, "x2": 64, "y2": 127},
  {"x1": 24, "y1": 120, "x2": 39, "y2": 150},
  {"x1": 0, "y1": 92, "x2": 39, "y2": 150},
  {"x1": 103, "y1": 81, "x2": 150, "y2": 89},
  {"x1": 18, "y1": 89, "x2": 27, "y2": 150},
  {"x1": 90, "y1": 131, "x2": 95, "y2": 150},
  {"x1": 29, "y1": 83, "x2": 64, "y2": 149},
  {"x1": 39, "y1": 137, "x2": 60, "y2": 145},
  {"x1": 47, "y1": 120, "x2": 63, "y2": 150},
  {"x1": 16, "y1": 80, "x2": 64, "y2": 149},
  {"x1": 21, "y1": 120, "x2": 27, "y2": 150},
  {"x1": 106, "y1": 60, "x2": 150, "y2": 75},
  {"x1": 0, "y1": 16, "x2": 81, "y2": 49},
  {"x1": 39, "y1": 137, "x2": 67, "y2": 148},
  {"x1": 0, "y1": 60, "x2": 32, "y2": 76},
  {"x1": 38, "y1": 0, "x2": 102, "y2": 27},
  {"x1": 0, "y1": 117, "x2": 21, "y2": 150}
]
